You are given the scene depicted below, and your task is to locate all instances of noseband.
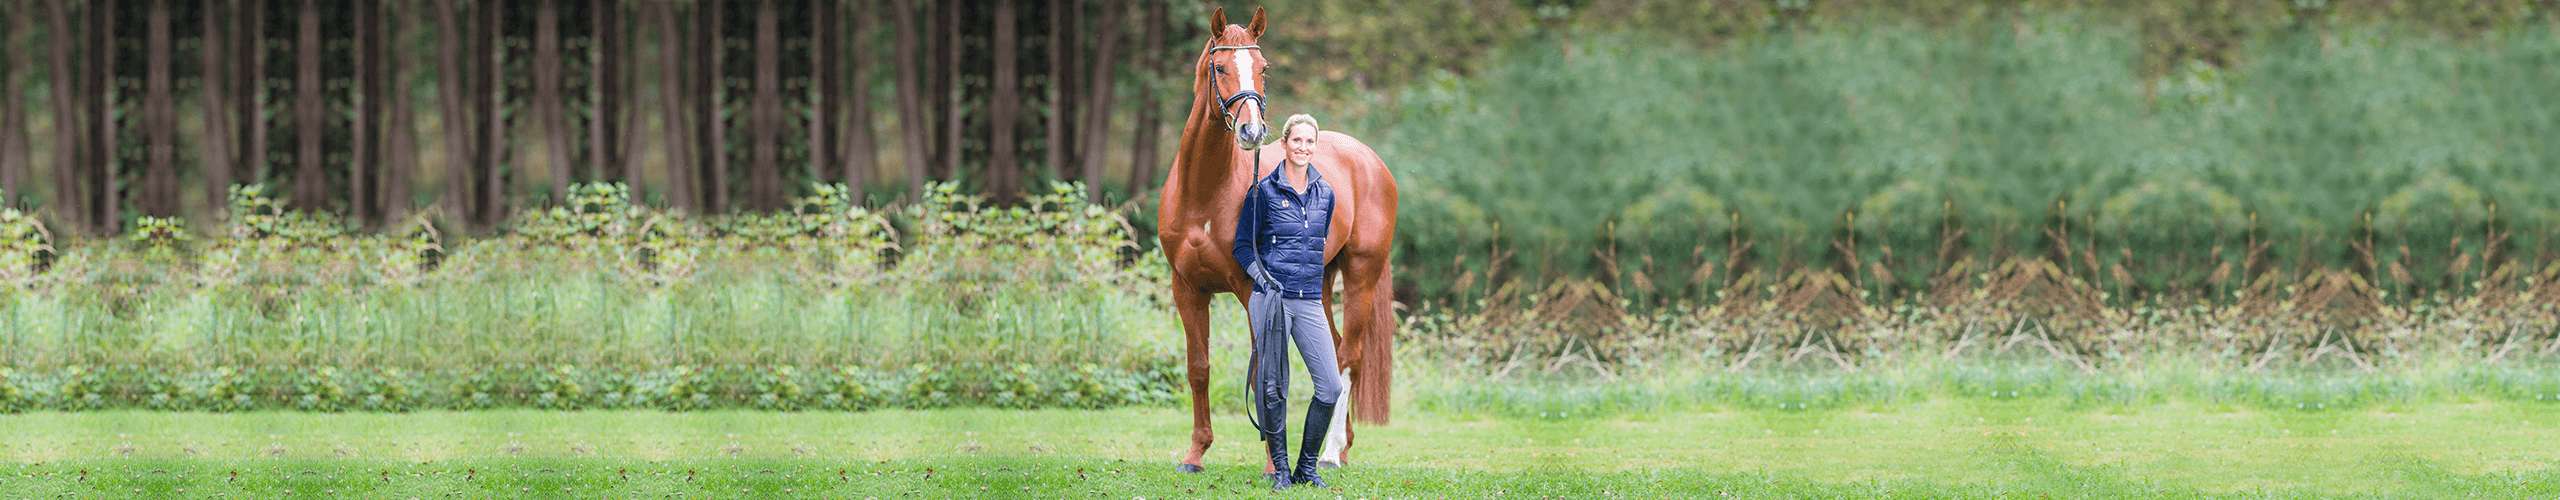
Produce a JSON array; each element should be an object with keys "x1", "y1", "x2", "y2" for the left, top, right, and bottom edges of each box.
[{"x1": 1206, "y1": 44, "x2": 1267, "y2": 139}]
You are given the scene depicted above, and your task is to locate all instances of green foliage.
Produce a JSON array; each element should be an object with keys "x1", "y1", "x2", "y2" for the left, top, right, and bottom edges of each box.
[
  {"x1": 1358, "y1": 18, "x2": 2560, "y2": 303},
  {"x1": 0, "y1": 181, "x2": 1175, "y2": 413},
  {"x1": 0, "y1": 363, "x2": 1178, "y2": 413},
  {"x1": 0, "y1": 202, "x2": 54, "y2": 289}
]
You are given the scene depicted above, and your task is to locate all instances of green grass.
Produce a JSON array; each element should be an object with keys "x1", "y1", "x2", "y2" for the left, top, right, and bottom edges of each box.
[{"x1": 5, "y1": 403, "x2": 2558, "y2": 496}]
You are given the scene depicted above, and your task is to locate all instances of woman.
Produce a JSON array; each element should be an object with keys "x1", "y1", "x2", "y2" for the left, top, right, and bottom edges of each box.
[{"x1": 1233, "y1": 114, "x2": 1340, "y2": 490}]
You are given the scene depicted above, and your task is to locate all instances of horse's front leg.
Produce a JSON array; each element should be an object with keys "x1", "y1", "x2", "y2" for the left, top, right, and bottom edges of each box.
[{"x1": 1173, "y1": 285, "x2": 1216, "y2": 473}]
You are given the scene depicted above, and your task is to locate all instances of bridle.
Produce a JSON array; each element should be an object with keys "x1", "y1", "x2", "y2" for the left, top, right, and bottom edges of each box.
[{"x1": 1205, "y1": 44, "x2": 1267, "y2": 142}]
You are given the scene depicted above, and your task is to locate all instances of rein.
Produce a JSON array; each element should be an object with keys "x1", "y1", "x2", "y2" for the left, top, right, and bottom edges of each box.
[
  {"x1": 1209, "y1": 41, "x2": 1282, "y2": 440},
  {"x1": 1243, "y1": 144, "x2": 1276, "y2": 437}
]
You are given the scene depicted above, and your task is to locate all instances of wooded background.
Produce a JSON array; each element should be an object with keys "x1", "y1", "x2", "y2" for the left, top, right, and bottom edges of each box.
[
  {"x1": 0, "y1": 0, "x2": 1205, "y2": 235},
  {"x1": 7, "y1": 0, "x2": 2560, "y2": 305}
]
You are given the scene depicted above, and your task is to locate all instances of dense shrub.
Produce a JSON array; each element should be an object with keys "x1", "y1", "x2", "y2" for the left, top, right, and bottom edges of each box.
[
  {"x1": 0, "y1": 363, "x2": 1176, "y2": 413},
  {"x1": 0, "y1": 181, "x2": 1180, "y2": 413},
  {"x1": 1349, "y1": 19, "x2": 2560, "y2": 304}
]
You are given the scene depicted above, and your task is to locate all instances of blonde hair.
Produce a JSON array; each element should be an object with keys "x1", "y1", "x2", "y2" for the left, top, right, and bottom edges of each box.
[{"x1": 1282, "y1": 114, "x2": 1321, "y2": 140}]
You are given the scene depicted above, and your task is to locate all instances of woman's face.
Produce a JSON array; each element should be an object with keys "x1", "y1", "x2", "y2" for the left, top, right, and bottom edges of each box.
[{"x1": 1285, "y1": 124, "x2": 1319, "y2": 166}]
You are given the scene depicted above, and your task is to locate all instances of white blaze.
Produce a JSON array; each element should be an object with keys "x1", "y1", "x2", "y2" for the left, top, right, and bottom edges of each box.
[{"x1": 1231, "y1": 50, "x2": 1260, "y2": 125}]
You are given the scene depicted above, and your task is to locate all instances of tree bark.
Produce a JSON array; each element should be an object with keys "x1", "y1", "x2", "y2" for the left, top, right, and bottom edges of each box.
[
  {"x1": 697, "y1": 0, "x2": 727, "y2": 211},
  {"x1": 810, "y1": 0, "x2": 835, "y2": 193},
  {"x1": 592, "y1": 0, "x2": 625, "y2": 184},
  {"x1": 436, "y1": 0, "x2": 477, "y2": 224},
  {"x1": 293, "y1": 0, "x2": 325, "y2": 211},
  {"x1": 652, "y1": 1, "x2": 694, "y2": 211},
  {"x1": 198, "y1": 0, "x2": 236, "y2": 213},
  {"x1": 1047, "y1": 0, "x2": 1073, "y2": 184},
  {"x1": 989, "y1": 0, "x2": 1019, "y2": 201},
  {"x1": 352, "y1": 0, "x2": 374, "y2": 224},
  {"x1": 479, "y1": 0, "x2": 508, "y2": 226},
  {"x1": 534, "y1": 0, "x2": 571, "y2": 197},
  {"x1": 1125, "y1": 0, "x2": 1165, "y2": 195},
  {"x1": 842, "y1": 0, "x2": 877, "y2": 194},
  {"x1": 936, "y1": 0, "x2": 961, "y2": 183},
  {"x1": 141, "y1": 0, "x2": 179, "y2": 216},
  {"x1": 378, "y1": 0, "x2": 414, "y2": 220},
  {"x1": 378, "y1": 0, "x2": 414, "y2": 221},
  {"x1": 890, "y1": 0, "x2": 927, "y2": 196},
  {"x1": 46, "y1": 0, "x2": 85, "y2": 230},
  {"x1": 746, "y1": 0, "x2": 783, "y2": 210},
  {"x1": 0, "y1": 6, "x2": 22, "y2": 199},
  {"x1": 1079, "y1": 0, "x2": 1124, "y2": 200},
  {"x1": 0, "y1": 7, "x2": 28, "y2": 198},
  {"x1": 93, "y1": 0, "x2": 119, "y2": 232},
  {"x1": 242, "y1": 0, "x2": 268, "y2": 191}
]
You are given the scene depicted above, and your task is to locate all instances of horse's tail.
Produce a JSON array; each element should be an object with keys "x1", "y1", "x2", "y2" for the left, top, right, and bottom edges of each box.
[{"x1": 1352, "y1": 260, "x2": 1394, "y2": 425}]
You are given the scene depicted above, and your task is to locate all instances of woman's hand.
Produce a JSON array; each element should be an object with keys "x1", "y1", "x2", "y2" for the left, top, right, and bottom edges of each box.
[{"x1": 1246, "y1": 261, "x2": 1281, "y2": 291}]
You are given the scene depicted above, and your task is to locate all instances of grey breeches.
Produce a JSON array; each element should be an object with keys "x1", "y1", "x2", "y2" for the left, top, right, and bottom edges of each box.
[{"x1": 1248, "y1": 290, "x2": 1343, "y2": 435}]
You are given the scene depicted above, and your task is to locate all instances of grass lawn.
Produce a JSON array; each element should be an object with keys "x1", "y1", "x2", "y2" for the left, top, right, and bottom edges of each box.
[{"x1": 4, "y1": 401, "x2": 2557, "y2": 497}]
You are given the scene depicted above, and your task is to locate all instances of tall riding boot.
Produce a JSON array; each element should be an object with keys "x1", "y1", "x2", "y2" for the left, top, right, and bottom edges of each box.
[
  {"x1": 1256, "y1": 362, "x2": 1291, "y2": 489},
  {"x1": 1264, "y1": 428, "x2": 1294, "y2": 490},
  {"x1": 1292, "y1": 398, "x2": 1336, "y2": 488}
]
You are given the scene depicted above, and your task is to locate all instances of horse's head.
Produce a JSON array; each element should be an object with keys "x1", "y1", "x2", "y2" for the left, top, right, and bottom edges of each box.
[{"x1": 1201, "y1": 7, "x2": 1272, "y2": 150}]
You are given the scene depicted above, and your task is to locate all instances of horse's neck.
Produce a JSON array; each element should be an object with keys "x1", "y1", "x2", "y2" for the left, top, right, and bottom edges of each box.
[{"x1": 1171, "y1": 95, "x2": 1245, "y2": 223}]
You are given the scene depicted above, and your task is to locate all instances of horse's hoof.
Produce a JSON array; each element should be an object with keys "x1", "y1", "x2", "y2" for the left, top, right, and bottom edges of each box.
[
  {"x1": 1317, "y1": 459, "x2": 1341, "y2": 469},
  {"x1": 1175, "y1": 463, "x2": 1204, "y2": 474}
]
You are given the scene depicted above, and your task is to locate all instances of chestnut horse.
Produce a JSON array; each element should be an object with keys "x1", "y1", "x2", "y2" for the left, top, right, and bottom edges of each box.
[{"x1": 1158, "y1": 7, "x2": 1399, "y2": 473}]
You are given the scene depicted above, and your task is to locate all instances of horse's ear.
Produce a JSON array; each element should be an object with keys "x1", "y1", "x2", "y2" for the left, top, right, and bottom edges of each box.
[
  {"x1": 1247, "y1": 7, "x2": 1267, "y2": 38},
  {"x1": 1209, "y1": 7, "x2": 1227, "y2": 36}
]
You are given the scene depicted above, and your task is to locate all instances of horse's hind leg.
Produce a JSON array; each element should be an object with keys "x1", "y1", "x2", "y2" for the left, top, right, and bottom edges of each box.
[
  {"x1": 1319, "y1": 367, "x2": 1353, "y2": 467},
  {"x1": 1331, "y1": 249, "x2": 1395, "y2": 466},
  {"x1": 1173, "y1": 286, "x2": 1216, "y2": 473},
  {"x1": 1319, "y1": 270, "x2": 1352, "y2": 468}
]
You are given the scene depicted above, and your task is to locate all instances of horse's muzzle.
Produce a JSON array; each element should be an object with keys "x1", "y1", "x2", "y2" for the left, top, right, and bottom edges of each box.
[{"x1": 1237, "y1": 123, "x2": 1271, "y2": 149}]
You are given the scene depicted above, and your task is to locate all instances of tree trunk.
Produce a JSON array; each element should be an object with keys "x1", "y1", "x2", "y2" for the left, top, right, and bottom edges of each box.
[
  {"x1": 198, "y1": 0, "x2": 236, "y2": 213},
  {"x1": 810, "y1": 0, "x2": 835, "y2": 193},
  {"x1": 890, "y1": 0, "x2": 927, "y2": 196},
  {"x1": 0, "y1": 5, "x2": 22, "y2": 199},
  {"x1": 842, "y1": 0, "x2": 877, "y2": 194},
  {"x1": 937, "y1": 0, "x2": 961, "y2": 183},
  {"x1": 1080, "y1": 0, "x2": 1123, "y2": 200},
  {"x1": 989, "y1": 0, "x2": 1019, "y2": 201},
  {"x1": 436, "y1": 0, "x2": 476, "y2": 224},
  {"x1": 351, "y1": 0, "x2": 374, "y2": 225},
  {"x1": 697, "y1": 0, "x2": 727, "y2": 211},
  {"x1": 591, "y1": 0, "x2": 624, "y2": 184},
  {"x1": 1125, "y1": 0, "x2": 1165, "y2": 195},
  {"x1": 242, "y1": 0, "x2": 268, "y2": 192},
  {"x1": 535, "y1": 0, "x2": 571, "y2": 197},
  {"x1": 140, "y1": 0, "x2": 178, "y2": 216},
  {"x1": 746, "y1": 0, "x2": 782, "y2": 210},
  {"x1": 652, "y1": 1, "x2": 694, "y2": 211},
  {"x1": 479, "y1": 0, "x2": 508, "y2": 226},
  {"x1": 1047, "y1": 0, "x2": 1073, "y2": 184},
  {"x1": 46, "y1": 0, "x2": 85, "y2": 231},
  {"x1": 0, "y1": 3, "x2": 20, "y2": 198},
  {"x1": 379, "y1": 0, "x2": 413, "y2": 221},
  {"x1": 92, "y1": 0, "x2": 119, "y2": 232},
  {"x1": 293, "y1": 0, "x2": 325, "y2": 211}
]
